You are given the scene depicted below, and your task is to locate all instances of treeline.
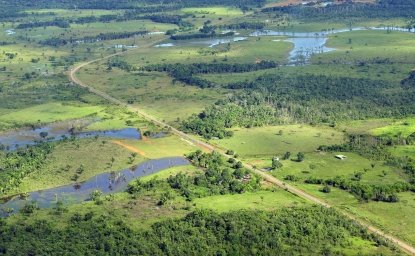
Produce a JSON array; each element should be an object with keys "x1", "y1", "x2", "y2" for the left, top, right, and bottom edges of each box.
[
  {"x1": 0, "y1": 143, "x2": 53, "y2": 195},
  {"x1": 70, "y1": 14, "x2": 121, "y2": 24},
  {"x1": 107, "y1": 58, "x2": 134, "y2": 72},
  {"x1": 138, "y1": 14, "x2": 193, "y2": 28},
  {"x1": 218, "y1": 21, "x2": 266, "y2": 30},
  {"x1": 143, "y1": 61, "x2": 278, "y2": 88},
  {"x1": 304, "y1": 176, "x2": 413, "y2": 203},
  {"x1": 1, "y1": 0, "x2": 266, "y2": 12},
  {"x1": 180, "y1": 73, "x2": 415, "y2": 139},
  {"x1": 0, "y1": 206, "x2": 396, "y2": 255},
  {"x1": 16, "y1": 19, "x2": 70, "y2": 29},
  {"x1": 19, "y1": 12, "x2": 191, "y2": 29},
  {"x1": 226, "y1": 74, "x2": 415, "y2": 123},
  {"x1": 262, "y1": 1, "x2": 415, "y2": 20},
  {"x1": 182, "y1": 103, "x2": 276, "y2": 139},
  {"x1": 401, "y1": 71, "x2": 415, "y2": 87},
  {"x1": 314, "y1": 134, "x2": 415, "y2": 201},
  {"x1": 127, "y1": 151, "x2": 260, "y2": 200},
  {"x1": 40, "y1": 30, "x2": 148, "y2": 46}
]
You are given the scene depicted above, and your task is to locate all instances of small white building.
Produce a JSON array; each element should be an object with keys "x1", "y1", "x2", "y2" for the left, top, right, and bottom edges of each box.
[{"x1": 335, "y1": 155, "x2": 347, "y2": 160}]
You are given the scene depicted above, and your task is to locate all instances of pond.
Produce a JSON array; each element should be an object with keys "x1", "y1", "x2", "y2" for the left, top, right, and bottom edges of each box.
[
  {"x1": 154, "y1": 36, "x2": 247, "y2": 48},
  {"x1": 251, "y1": 26, "x2": 414, "y2": 64},
  {"x1": 5, "y1": 29, "x2": 15, "y2": 35},
  {"x1": 0, "y1": 122, "x2": 141, "y2": 151},
  {"x1": 0, "y1": 157, "x2": 190, "y2": 217}
]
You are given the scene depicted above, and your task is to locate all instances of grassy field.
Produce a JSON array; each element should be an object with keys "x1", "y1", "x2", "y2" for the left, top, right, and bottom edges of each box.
[
  {"x1": 317, "y1": 30, "x2": 415, "y2": 64},
  {"x1": 14, "y1": 20, "x2": 176, "y2": 42},
  {"x1": 117, "y1": 135, "x2": 197, "y2": 159},
  {"x1": 0, "y1": 103, "x2": 103, "y2": 127},
  {"x1": 12, "y1": 131, "x2": 196, "y2": 195},
  {"x1": 212, "y1": 125, "x2": 345, "y2": 158},
  {"x1": 389, "y1": 145, "x2": 415, "y2": 159},
  {"x1": 294, "y1": 184, "x2": 415, "y2": 245},
  {"x1": 23, "y1": 9, "x2": 123, "y2": 17},
  {"x1": 77, "y1": 64, "x2": 226, "y2": 124},
  {"x1": 271, "y1": 151, "x2": 407, "y2": 185},
  {"x1": 115, "y1": 36, "x2": 292, "y2": 67},
  {"x1": 181, "y1": 7, "x2": 244, "y2": 16},
  {"x1": 181, "y1": 6, "x2": 247, "y2": 27},
  {"x1": 14, "y1": 137, "x2": 145, "y2": 194},
  {"x1": 371, "y1": 117, "x2": 415, "y2": 138},
  {"x1": 194, "y1": 190, "x2": 307, "y2": 212},
  {"x1": 1, "y1": 4, "x2": 415, "y2": 252}
]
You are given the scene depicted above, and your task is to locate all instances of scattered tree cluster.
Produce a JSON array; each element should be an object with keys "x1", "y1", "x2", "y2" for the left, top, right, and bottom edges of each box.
[{"x1": 127, "y1": 151, "x2": 260, "y2": 201}]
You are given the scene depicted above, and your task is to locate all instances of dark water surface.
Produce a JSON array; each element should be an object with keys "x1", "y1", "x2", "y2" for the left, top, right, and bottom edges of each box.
[
  {"x1": 0, "y1": 123, "x2": 141, "y2": 150},
  {"x1": 0, "y1": 157, "x2": 189, "y2": 217}
]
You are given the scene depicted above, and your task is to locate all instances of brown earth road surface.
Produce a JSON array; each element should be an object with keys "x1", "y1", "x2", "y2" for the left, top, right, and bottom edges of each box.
[
  {"x1": 111, "y1": 140, "x2": 146, "y2": 156},
  {"x1": 68, "y1": 40, "x2": 415, "y2": 256}
]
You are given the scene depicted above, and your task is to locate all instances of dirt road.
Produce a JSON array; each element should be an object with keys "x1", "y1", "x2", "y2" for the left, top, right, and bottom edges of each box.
[{"x1": 68, "y1": 41, "x2": 415, "y2": 256}]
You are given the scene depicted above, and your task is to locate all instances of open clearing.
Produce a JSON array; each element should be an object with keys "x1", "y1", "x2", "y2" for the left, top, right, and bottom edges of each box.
[{"x1": 212, "y1": 125, "x2": 345, "y2": 158}]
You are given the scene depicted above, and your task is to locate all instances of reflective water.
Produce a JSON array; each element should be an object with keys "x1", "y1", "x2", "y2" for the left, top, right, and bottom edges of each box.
[
  {"x1": 251, "y1": 27, "x2": 414, "y2": 64},
  {"x1": 5, "y1": 29, "x2": 15, "y2": 35},
  {"x1": 0, "y1": 157, "x2": 189, "y2": 217},
  {"x1": 155, "y1": 37, "x2": 247, "y2": 48},
  {"x1": 0, "y1": 122, "x2": 141, "y2": 151}
]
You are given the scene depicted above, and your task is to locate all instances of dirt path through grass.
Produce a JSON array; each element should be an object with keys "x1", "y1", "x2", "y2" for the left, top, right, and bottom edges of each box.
[{"x1": 111, "y1": 140, "x2": 146, "y2": 156}]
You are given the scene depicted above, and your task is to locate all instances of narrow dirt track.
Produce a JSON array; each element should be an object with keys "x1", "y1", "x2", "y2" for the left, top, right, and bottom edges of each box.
[
  {"x1": 111, "y1": 140, "x2": 146, "y2": 156},
  {"x1": 68, "y1": 41, "x2": 415, "y2": 256}
]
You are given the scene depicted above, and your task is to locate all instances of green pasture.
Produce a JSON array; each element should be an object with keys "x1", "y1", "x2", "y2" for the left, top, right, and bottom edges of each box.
[
  {"x1": 181, "y1": 6, "x2": 247, "y2": 27},
  {"x1": 13, "y1": 131, "x2": 196, "y2": 195},
  {"x1": 23, "y1": 9, "x2": 122, "y2": 18},
  {"x1": 115, "y1": 37, "x2": 291, "y2": 67},
  {"x1": 316, "y1": 30, "x2": 415, "y2": 64},
  {"x1": 388, "y1": 145, "x2": 415, "y2": 159},
  {"x1": 371, "y1": 117, "x2": 415, "y2": 138},
  {"x1": 0, "y1": 102, "x2": 103, "y2": 128},
  {"x1": 15, "y1": 138, "x2": 145, "y2": 194},
  {"x1": 77, "y1": 64, "x2": 226, "y2": 124},
  {"x1": 271, "y1": 151, "x2": 407, "y2": 185},
  {"x1": 182, "y1": 7, "x2": 244, "y2": 16},
  {"x1": 212, "y1": 125, "x2": 345, "y2": 158},
  {"x1": 295, "y1": 184, "x2": 415, "y2": 246},
  {"x1": 122, "y1": 134, "x2": 198, "y2": 158},
  {"x1": 194, "y1": 190, "x2": 307, "y2": 212},
  {"x1": 18, "y1": 20, "x2": 176, "y2": 41}
]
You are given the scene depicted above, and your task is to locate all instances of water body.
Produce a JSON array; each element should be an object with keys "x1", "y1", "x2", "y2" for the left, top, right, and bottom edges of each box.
[
  {"x1": 0, "y1": 157, "x2": 189, "y2": 217},
  {"x1": 147, "y1": 31, "x2": 165, "y2": 35},
  {"x1": 251, "y1": 27, "x2": 414, "y2": 64},
  {"x1": 5, "y1": 29, "x2": 15, "y2": 35},
  {"x1": 154, "y1": 43, "x2": 175, "y2": 48},
  {"x1": 155, "y1": 37, "x2": 247, "y2": 48},
  {"x1": 0, "y1": 123, "x2": 141, "y2": 151}
]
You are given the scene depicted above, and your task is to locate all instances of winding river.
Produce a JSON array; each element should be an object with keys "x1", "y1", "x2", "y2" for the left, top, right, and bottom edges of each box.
[{"x1": 0, "y1": 157, "x2": 189, "y2": 217}]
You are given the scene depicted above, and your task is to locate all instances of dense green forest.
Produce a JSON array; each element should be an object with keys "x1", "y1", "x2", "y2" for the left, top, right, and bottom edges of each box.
[
  {"x1": 182, "y1": 73, "x2": 415, "y2": 138},
  {"x1": 0, "y1": 206, "x2": 397, "y2": 255},
  {"x1": 0, "y1": 143, "x2": 53, "y2": 195}
]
